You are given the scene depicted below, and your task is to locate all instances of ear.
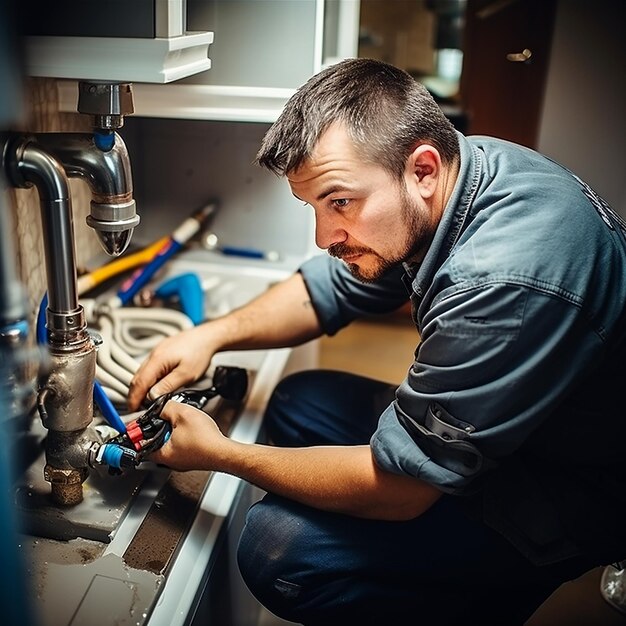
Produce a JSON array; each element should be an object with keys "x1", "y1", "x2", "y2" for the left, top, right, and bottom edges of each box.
[{"x1": 404, "y1": 144, "x2": 441, "y2": 200}]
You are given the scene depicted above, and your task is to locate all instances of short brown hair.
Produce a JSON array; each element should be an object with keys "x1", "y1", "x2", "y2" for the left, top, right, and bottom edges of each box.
[{"x1": 256, "y1": 58, "x2": 459, "y2": 180}]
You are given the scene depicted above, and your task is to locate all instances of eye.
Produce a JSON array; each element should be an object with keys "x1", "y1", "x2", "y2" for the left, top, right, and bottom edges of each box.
[{"x1": 331, "y1": 198, "x2": 350, "y2": 209}]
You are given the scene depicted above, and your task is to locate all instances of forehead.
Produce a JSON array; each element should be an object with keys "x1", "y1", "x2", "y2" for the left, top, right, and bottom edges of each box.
[
  {"x1": 287, "y1": 124, "x2": 391, "y2": 202},
  {"x1": 287, "y1": 123, "x2": 371, "y2": 189}
]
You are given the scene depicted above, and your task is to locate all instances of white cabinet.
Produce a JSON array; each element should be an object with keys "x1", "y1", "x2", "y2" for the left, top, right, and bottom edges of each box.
[
  {"x1": 27, "y1": 34, "x2": 213, "y2": 84},
  {"x1": 55, "y1": 0, "x2": 361, "y2": 122},
  {"x1": 24, "y1": 0, "x2": 213, "y2": 83}
]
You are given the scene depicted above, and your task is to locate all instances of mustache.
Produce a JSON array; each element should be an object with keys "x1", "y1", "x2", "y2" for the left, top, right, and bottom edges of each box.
[{"x1": 328, "y1": 243, "x2": 373, "y2": 259}]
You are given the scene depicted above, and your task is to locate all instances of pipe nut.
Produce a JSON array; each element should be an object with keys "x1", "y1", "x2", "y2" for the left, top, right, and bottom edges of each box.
[
  {"x1": 87, "y1": 199, "x2": 139, "y2": 257},
  {"x1": 44, "y1": 465, "x2": 89, "y2": 506},
  {"x1": 89, "y1": 198, "x2": 137, "y2": 223}
]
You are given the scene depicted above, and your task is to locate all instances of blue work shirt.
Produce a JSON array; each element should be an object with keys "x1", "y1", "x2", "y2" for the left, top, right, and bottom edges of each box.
[{"x1": 299, "y1": 133, "x2": 626, "y2": 565}]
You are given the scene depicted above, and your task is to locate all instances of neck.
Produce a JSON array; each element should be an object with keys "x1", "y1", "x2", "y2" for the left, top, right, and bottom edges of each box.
[{"x1": 436, "y1": 156, "x2": 460, "y2": 220}]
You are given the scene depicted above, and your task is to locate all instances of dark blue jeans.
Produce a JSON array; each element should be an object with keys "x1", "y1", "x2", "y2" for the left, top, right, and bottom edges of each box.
[{"x1": 237, "y1": 370, "x2": 593, "y2": 625}]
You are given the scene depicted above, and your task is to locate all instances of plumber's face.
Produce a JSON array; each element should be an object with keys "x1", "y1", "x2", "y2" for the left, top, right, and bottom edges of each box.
[{"x1": 288, "y1": 123, "x2": 432, "y2": 282}]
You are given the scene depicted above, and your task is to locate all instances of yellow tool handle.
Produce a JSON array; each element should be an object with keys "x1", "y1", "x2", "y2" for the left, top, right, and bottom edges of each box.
[{"x1": 77, "y1": 236, "x2": 169, "y2": 296}]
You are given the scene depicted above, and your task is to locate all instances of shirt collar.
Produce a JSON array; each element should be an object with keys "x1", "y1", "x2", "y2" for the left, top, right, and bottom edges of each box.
[{"x1": 402, "y1": 132, "x2": 483, "y2": 297}]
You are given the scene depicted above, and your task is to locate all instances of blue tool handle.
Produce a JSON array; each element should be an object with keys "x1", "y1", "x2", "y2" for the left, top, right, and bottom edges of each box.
[
  {"x1": 220, "y1": 245, "x2": 266, "y2": 259},
  {"x1": 117, "y1": 239, "x2": 182, "y2": 305}
]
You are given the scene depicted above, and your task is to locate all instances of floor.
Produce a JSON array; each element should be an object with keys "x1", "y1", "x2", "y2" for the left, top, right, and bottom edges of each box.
[{"x1": 317, "y1": 309, "x2": 417, "y2": 384}]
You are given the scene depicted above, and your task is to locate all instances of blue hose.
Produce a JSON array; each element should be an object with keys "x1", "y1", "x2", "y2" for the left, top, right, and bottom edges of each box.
[
  {"x1": 36, "y1": 292, "x2": 47, "y2": 345},
  {"x1": 117, "y1": 239, "x2": 183, "y2": 305},
  {"x1": 93, "y1": 380, "x2": 127, "y2": 433},
  {"x1": 37, "y1": 293, "x2": 126, "y2": 433},
  {"x1": 154, "y1": 272, "x2": 204, "y2": 325}
]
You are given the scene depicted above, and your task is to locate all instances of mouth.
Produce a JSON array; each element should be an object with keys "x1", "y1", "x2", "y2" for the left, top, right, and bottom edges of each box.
[{"x1": 328, "y1": 244, "x2": 370, "y2": 265}]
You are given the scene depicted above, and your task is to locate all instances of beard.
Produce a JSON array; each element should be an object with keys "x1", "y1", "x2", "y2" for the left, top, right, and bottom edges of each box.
[{"x1": 328, "y1": 189, "x2": 428, "y2": 283}]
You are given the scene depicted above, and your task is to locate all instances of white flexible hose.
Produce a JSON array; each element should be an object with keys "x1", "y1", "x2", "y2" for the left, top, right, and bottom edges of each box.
[
  {"x1": 115, "y1": 319, "x2": 189, "y2": 356},
  {"x1": 96, "y1": 365, "x2": 130, "y2": 398},
  {"x1": 110, "y1": 335, "x2": 142, "y2": 374},
  {"x1": 99, "y1": 385, "x2": 128, "y2": 406},
  {"x1": 108, "y1": 305, "x2": 194, "y2": 325},
  {"x1": 82, "y1": 297, "x2": 194, "y2": 405},
  {"x1": 96, "y1": 315, "x2": 135, "y2": 388}
]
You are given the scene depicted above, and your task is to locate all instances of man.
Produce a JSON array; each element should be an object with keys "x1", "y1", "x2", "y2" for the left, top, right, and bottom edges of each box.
[{"x1": 128, "y1": 58, "x2": 626, "y2": 625}]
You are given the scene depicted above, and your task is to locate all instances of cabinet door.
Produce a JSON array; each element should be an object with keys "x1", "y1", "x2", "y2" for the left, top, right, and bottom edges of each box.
[
  {"x1": 22, "y1": 0, "x2": 211, "y2": 83},
  {"x1": 185, "y1": 0, "x2": 319, "y2": 89},
  {"x1": 460, "y1": 0, "x2": 556, "y2": 148},
  {"x1": 21, "y1": 0, "x2": 186, "y2": 38}
]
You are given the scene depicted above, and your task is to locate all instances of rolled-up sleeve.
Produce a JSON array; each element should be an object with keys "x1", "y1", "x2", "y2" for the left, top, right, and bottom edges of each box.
[{"x1": 371, "y1": 281, "x2": 603, "y2": 494}]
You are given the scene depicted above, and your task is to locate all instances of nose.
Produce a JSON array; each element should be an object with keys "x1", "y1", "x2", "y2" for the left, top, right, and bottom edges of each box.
[{"x1": 314, "y1": 211, "x2": 347, "y2": 250}]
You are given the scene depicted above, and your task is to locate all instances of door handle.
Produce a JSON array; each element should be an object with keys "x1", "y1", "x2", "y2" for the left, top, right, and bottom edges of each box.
[
  {"x1": 506, "y1": 48, "x2": 532, "y2": 63},
  {"x1": 477, "y1": 0, "x2": 519, "y2": 20}
]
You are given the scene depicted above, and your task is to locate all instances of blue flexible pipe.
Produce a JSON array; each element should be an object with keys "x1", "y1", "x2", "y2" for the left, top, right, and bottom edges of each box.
[
  {"x1": 93, "y1": 381, "x2": 127, "y2": 433},
  {"x1": 154, "y1": 272, "x2": 204, "y2": 325},
  {"x1": 36, "y1": 292, "x2": 47, "y2": 345}
]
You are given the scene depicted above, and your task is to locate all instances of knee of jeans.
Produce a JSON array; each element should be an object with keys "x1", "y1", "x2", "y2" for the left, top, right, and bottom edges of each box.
[
  {"x1": 237, "y1": 498, "x2": 308, "y2": 606},
  {"x1": 265, "y1": 371, "x2": 310, "y2": 412},
  {"x1": 263, "y1": 371, "x2": 316, "y2": 445}
]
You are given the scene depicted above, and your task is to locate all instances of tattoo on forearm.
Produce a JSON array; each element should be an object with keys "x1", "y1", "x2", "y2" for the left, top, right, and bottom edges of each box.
[{"x1": 302, "y1": 299, "x2": 312, "y2": 309}]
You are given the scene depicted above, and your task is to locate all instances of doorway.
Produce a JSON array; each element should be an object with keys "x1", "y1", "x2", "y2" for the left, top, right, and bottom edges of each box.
[{"x1": 358, "y1": 0, "x2": 557, "y2": 148}]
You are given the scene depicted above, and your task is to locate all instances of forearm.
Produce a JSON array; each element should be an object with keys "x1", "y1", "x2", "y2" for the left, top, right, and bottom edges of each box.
[
  {"x1": 215, "y1": 441, "x2": 442, "y2": 521},
  {"x1": 207, "y1": 271, "x2": 322, "y2": 352},
  {"x1": 152, "y1": 404, "x2": 442, "y2": 521},
  {"x1": 129, "y1": 273, "x2": 322, "y2": 408}
]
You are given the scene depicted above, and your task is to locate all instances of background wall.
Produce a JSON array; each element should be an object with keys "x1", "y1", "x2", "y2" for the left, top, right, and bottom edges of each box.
[
  {"x1": 538, "y1": 0, "x2": 625, "y2": 216},
  {"x1": 121, "y1": 117, "x2": 316, "y2": 262}
]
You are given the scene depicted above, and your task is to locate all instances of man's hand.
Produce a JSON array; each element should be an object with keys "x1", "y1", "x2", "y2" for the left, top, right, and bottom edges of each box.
[
  {"x1": 148, "y1": 400, "x2": 229, "y2": 471},
  {"x1": 128, "y1": 324, "x2": 215, "y2": 411}
]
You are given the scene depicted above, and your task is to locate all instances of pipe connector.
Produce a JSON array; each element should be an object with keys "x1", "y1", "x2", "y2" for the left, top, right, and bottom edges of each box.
[
  {"x1": 87, "y1": 197, "x2": 139, "y2": 257},
  {"x1": 33, "y1": 131, "x2": 139, "y2": 257},
  {"x1": 42, "y1": 423, "x2": 98, "y2": 506},
  {"x1": 44, "y1": 465, "x2": 89, "y2": 506},
  {"x1": 77, "y1": 82, "x2": 134, "y2": 131}
]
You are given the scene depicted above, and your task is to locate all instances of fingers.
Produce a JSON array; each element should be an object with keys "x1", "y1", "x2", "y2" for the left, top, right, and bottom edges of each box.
[
  {"x1": 143, "y1": 401, "x2": 179, "y2": 465},
  {"x1": 127, "y1": 330, "x2": 211, "y2": 410},
  {"x1": 127, "y1": 367, "x2": 155, "y2": 411},
  {"x1": 146, "y1": 401, "x2": 215, "y2": 470},
  {"x1": 146, "y1": 369, "x2": 191, "y2": 403},
  {"x1": 127, "y1": 352, "x2": 178, "y2": 410},
  {"x1": 158, "y1": 399, "x2": 183, "y2": 423}
]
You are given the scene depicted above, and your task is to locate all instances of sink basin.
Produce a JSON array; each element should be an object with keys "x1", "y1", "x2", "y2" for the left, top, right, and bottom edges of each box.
[
  {"x1": 161, "y1": 249, "x2": 291, "y2": 319},
  {"x1": 19, "y1": 248, "x2": 306, "y2": 626}
]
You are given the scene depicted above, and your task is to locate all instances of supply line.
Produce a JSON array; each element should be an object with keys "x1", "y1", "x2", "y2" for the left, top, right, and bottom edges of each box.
[
  {"x1": 76, "y1": 200, "x2": 217, "y2": 302},
  {"x1": 76, "y1": 235, "x2": 169, "y2": 296},
  {"x1": 92, "y1": 375, "x2": 127, "y2": 434},
  {"x1": 201, "y1": 231, "x2": 281, "y2": 261},
  {"x1": 115, "y1": 201, "x2": 217, "y2": 306},
  {"x1": 139, "y1": 273, "x2": 205, "y2": 326},
  {"x1": 81, "y1": 297, "x2": 193, "y2": 403}
]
